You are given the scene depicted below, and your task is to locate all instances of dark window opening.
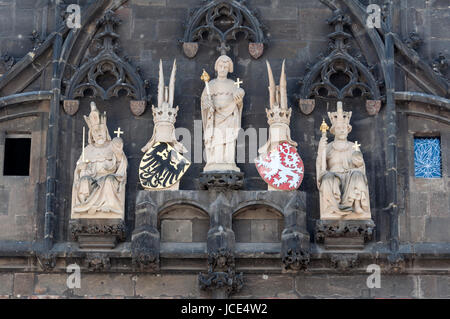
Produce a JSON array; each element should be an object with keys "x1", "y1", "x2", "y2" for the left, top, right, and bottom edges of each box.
[{"x1": 3, "y1": 137, "x2": 31, "y2": 176}]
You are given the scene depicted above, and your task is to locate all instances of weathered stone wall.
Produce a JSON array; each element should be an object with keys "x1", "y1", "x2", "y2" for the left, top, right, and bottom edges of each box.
[{"x1": 0, "y1": 271, "x2": 448, "y2": 299}]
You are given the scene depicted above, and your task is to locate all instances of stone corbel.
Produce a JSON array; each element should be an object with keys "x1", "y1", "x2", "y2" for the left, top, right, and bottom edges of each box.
[
  {"x1": 131, "y1": 195, "x2": 160, "y2": 272},
  {"x1": 199, "y1": 194, "x2": 243, "y2": 298},
  {"x1": 315, "y1": 219, "x2": 375, "y2": 250},
  {"x1": 330, "y1": 253, "x2": 359, "y2": 271},
  {"x1": 281, "y1": 196, "x2": 310, "y2": 272},
  {"x1": 69, "y1": 219, "x2": 126, "y2": 249},
  {"x1": 36, "y1": 252, "x2": 57, "y2": 272},
  {"x1": 84, "y1": 253, "x2": 111, "y2": 272}
]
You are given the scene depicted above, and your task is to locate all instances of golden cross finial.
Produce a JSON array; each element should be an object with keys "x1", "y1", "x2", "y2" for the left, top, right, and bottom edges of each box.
[
  {"x1": 114, "y1": 127, "x2": 124, "y2": 138},
  {"x1": 234, "y1": 78, "x2": 243, "y2": 88},
  {"x1": 353, "y1": 141, "x2": 361, "y2": 151},
  {"x1": 320, "y1": 119, "x2": 329, "y2": 134}
]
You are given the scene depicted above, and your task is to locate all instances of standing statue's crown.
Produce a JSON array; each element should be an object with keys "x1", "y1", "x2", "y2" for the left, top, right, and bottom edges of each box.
[
  {"x1": 266, "y1": 60, "x2": 291, "y2": 126},
  {"x1": 328, "y1": 101, "x2": 352, "y2": 128},
  {"x1": 153, "y1": 59, "x2": 178, "y2": 125}
]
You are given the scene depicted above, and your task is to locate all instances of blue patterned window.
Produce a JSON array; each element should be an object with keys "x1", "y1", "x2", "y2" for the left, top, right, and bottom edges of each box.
[{"x1": 414, "y1": 137, "x2": 442, "y2": 178}]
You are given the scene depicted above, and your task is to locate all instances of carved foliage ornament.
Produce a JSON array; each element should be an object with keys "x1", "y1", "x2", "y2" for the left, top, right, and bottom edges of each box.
[
  {"x1": 64, "y1": 11, "x2": 147, "y2": 116},
  {"x1": 299, "y1": 10, "x2": 381, "y2": 115},
  {"x1": 182, "y1": 0, "x2": 265, "y2": 58}
]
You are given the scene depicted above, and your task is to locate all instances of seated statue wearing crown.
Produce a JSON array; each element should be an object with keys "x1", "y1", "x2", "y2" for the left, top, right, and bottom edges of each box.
[
  {"x1": 316, "y1": 102, "x2": 371, "y2": 220},
  {"x1": 201, "y1": 55, "x2": 245, "y2": 172},
  {"x1": 71, "y1": 102, "x2": 128, "y2": 219}
]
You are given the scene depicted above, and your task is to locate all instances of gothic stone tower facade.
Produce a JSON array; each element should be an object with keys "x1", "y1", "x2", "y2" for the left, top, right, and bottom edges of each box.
[{"x1": 0, "y1": 0, "x2": 448, "y2": 299}]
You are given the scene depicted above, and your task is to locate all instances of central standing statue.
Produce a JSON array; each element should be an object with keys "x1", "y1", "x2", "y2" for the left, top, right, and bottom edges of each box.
[{"x1": 201, "y1": 55, "x2": 245, "y2": 172}]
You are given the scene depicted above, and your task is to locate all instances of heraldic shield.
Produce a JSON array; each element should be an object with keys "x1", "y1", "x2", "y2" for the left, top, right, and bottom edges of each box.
[
  {"x1": 139, "y1": 142, "x2": 191, "y2": 189},
  {"x1": 255, "y1": 142, "x2": 304, "y2": 190}
]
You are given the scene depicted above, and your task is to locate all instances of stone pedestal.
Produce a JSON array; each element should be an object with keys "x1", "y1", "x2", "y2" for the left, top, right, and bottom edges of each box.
[
  {"x1": 315, "y1": 219, "x2": 375, "y2": 250},
  {"x1": 69, "y1": 219, "x2": 125, "y2": 249},
  {"x1": 199, "y1": 171, "x2": 244, "y2": 190}
]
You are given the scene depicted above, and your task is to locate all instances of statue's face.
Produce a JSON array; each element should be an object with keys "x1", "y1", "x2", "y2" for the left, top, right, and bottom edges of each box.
[
  {"x1": 334, "y1": 123, "x2": 349, "y2": 140},
  {"x1": 216, "y1": 60, "x2": 229, "y2": 78},
  {"x1": 92, "y1": 125, "x2": 107, "y2": 145}
]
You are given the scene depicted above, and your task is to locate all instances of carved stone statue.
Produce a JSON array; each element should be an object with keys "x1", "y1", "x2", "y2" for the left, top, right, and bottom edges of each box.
[
  {"x1": 71, "y1": 102, "x2": 127, "y2": 219},
  {"x1": 316, "y1": 101, "x2": 371, "y2": 220},
  {"x1": 255, "y1": 60, "x2": 304, "y2": 191},
  {"x1": 139, "y1": 59, "x2": 190, "y2": 190},
  {"x1": 201, "y1": 55, "x2": 245, "y2": 172}
]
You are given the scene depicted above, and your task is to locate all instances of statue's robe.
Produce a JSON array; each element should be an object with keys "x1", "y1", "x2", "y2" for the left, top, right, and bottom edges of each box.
[
  {"x1": 201, "y1": 78, "x2": 243, "y2": 170},
  {"x1": 71, "y1": 140, "x2": 127, "y2": 218}
]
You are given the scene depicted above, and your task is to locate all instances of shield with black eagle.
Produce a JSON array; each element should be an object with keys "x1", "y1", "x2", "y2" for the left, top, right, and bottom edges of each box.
[{"x1": 139, "y1": 142, "x2": 191, "y2": 189}]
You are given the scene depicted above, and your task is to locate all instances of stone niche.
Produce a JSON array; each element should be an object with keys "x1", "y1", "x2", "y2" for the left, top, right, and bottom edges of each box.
[
  {"x1": 233, "y1": 205, "x2": 284, "y2": 243},
  {"x1": 159, "y1": 205, "x2": 209, "y2": 243}
]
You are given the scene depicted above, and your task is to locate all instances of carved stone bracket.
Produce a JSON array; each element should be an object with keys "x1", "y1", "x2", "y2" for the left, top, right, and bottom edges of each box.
[
  {"x1": 36, "y1": 252, "x2": 57, "y2": 272},
  {"x1": 199, "y1": 248, "x2": 243, "y2": 297},
  {"x1": 330, "y1": 253, "x2": 359, "y2": 271},
  {"x1": 181, "y1": 0, "x2": 265, "y2": 58},
  {"x1": 84, "y1": 253, "x2": 111, "y2": 272},
  {"x1": 315, "y1": 219, "x2": 375, "y2": 250},
  {"x1": 69, "y1": 219, "x2": 126, "y2": 249},
  {"x1": 298, "y1": 10, "x2": 381, "y2": 115},
  {"x1": 63, "y1": 11, "x2": 148, "y2": 115},
  {"x1": 199, "y1": 171, "x2": 244, "y2": 190}
]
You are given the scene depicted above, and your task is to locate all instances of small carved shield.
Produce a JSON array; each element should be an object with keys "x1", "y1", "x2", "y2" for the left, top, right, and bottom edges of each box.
[
  {"x1": 255, "y1": 142, "x2": 304, "y2": 190},
  {"x1": 365, "y1": 100, "x2": 381, "y2": 116},
  {"x1": 130, "y1": 100, "x2": 146, "y2": 116},
  {"x1": 248, "y1": 42, "x2": 264, "y2": 59},
  {"x1": 299, "y1": 99, "x2": 315, "y2": 115},
  {"x1": 182, "y1": 42, "x2": 199, "y2": 59},
  {"x1": 139, "y1": 142, "x2": 191, "y2": 190},
  {"x1": 63, "y1": 99, "x2": 79, "y2": 116}
]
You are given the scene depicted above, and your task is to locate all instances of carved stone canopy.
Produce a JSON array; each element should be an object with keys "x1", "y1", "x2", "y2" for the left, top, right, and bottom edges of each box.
[
  {"x1": 182, "y1": 0, "x2": 265, "y2": 58},
  {"x1": 299, "y1": 10, "x2": 381, "y2": 115},
  {"x1": 63, "y1": 11, "x2": 147, "y2": 116}
]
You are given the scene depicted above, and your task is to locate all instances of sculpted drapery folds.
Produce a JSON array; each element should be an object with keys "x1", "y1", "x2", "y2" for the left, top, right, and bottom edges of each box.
[
  {"x1": 71, "y1": 102, "x2": 127, "y2": 219},
  {"x1": 316, "y1": 102, "x2": 371, "y2": 220},
  {"x1": 201, "y1": 55, "x2": 245, "y2": 172}
]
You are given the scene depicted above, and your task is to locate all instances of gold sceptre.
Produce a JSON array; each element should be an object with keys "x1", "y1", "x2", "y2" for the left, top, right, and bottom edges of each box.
[
  {"x1": 201, "y1": 69, "x2": 211, "y2": 100},
  {"x1": 320, "y1": 119, "x2": 329, "y2": 172}
]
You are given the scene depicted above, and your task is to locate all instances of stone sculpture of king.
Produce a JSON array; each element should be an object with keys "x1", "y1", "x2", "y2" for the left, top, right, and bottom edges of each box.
[
  {"x1": 71, "y1": 102, "x2": 128, "y2": 219},
  {"x1": 201, "y1": 55, "x2": 245, "y2": 172},
  {"x1": 316, "y1": 101, "x2": 371, "y2": 220}
]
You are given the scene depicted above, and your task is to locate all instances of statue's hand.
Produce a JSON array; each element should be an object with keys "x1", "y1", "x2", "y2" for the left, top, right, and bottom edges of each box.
[{"x1": 233, "y1": 88, "x2": 245, "y2": 102}]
